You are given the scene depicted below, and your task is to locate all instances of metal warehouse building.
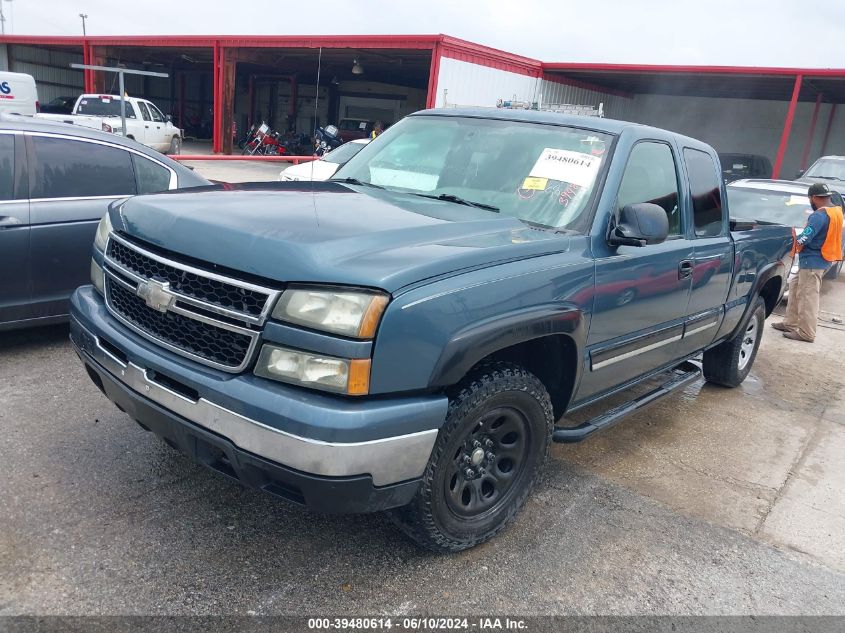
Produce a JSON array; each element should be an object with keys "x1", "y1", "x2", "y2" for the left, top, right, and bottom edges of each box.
[{"x1": 1, "y1": 33, "x2": 843, "y2": 178}]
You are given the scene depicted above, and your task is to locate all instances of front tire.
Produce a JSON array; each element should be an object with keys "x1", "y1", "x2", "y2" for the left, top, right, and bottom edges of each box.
[
  {"x1": 167, "y1": 136, "x2": 181, "y2": 155},
  {"x1": 703, "y1": 297, "x2": 765, "y2": 387},
  {"x1": 389, "y1": 362, "x2": 553, "y2": 552}
]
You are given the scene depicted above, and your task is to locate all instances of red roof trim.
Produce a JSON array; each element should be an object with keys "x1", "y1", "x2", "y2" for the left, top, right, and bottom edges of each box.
[
  {"x1": 438, "y1": 35, "x2": 541, "y2": 78},
  {"x1": 543, "y1": 62, "x2": 845, "y2": 77},
  {"x1": 0, "y1": 34, "x2": 441, "y2": 50}
]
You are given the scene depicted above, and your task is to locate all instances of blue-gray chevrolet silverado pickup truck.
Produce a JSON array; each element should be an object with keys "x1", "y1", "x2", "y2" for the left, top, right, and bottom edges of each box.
[{"x1": 69, "y1": 108, "x2": 793, "y2": 552}]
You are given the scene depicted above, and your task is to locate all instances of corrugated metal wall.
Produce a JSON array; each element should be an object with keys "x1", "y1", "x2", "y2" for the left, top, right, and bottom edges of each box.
[
  {"x1": 7, "y1": 45, "x2": 83, "y2": 105},
  {"x1": 538, "y1": 78, "x2": 633, "y2": 120},
  {"x1": 434, "y1": 57, "x2": 632, "y2": 120},
  {"x1": 435, "y1": 57, "x2": 540, "y2": 108}
]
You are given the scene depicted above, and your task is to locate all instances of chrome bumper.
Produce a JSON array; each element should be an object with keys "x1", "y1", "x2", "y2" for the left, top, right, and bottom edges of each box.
[{"x1": 73, "y1": 321, "x2": 438, "y2": 486}]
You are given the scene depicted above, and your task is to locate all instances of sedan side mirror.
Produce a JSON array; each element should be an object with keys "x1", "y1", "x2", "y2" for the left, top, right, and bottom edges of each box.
[
  {"x1": 796, "y1": 169, "x2": 805, "y2": 178},
  {"x1": 609, "y1": 203, "x2": 669, "y2": 247}
]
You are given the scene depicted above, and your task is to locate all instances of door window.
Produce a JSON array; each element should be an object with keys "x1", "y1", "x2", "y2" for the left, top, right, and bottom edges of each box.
[
  {"x1": 132, "y1": 154, "x2": 173, "y2": 194},
  {"x1": 138, "y1": 102, "x2": 152, "y2": 122},
  {"x1": 148, "y1": 103, "x2": 164, "y2": 123},
  {"x1": 684, "y1": 148, "x2": 724, "y2": 237},
  {"x1": 0, "y1": 134, "x2": 14, "y2": 200},
  {"x1": 617, "y1": 142, "x2": 682, "y2": 236},
  {"x1": 29, "y1": 136, "x2": 136, "y2": 199}
]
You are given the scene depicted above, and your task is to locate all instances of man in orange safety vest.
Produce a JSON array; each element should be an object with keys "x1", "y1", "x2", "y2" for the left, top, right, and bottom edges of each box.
[{"x1": 772, "y1": 182, "x2": 844, "y2": 342}]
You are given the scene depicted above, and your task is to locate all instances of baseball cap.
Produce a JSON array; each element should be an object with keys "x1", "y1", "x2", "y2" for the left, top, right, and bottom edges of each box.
[{"x1": 808, "y1": 182, "x2": 833, "y2": 197}]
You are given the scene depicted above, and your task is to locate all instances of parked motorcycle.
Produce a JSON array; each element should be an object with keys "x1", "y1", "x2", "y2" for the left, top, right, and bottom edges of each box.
[
  {"x1": 241, "y1": 122, "x2": 287, "y2": 156},
  {"x1": 314, "y1": 125, "x2": 343, "y2": 156}
]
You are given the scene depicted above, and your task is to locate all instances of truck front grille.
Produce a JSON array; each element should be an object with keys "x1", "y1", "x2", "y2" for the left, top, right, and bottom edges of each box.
[
  {"x1": 107, "y1": 238, "x2": 268, "y2": 318},
  {"x1": 102, "y1": 233, "x2": 280, "y2": 372}
]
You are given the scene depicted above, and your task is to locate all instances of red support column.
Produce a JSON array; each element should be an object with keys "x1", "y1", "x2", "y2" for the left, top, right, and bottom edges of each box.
[
  {"x1": 800, "y1": 93, "x2": 823, "y2": 170},
  {"x1": 212, "y1": 41, "x2": 222, "y2": 153},
  {"x1": 425, "y1": 42, "x2": 442, "y2": 109},
  {"x1": 772, "y1": 74, "x2": 803, "y2": 179},
  {"x1": 820, "y1": 103, "x2": 838, "y2": 156}
]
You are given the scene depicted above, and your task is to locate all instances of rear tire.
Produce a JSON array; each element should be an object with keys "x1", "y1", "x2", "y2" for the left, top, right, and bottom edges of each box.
[
  {"x1": 703, "y1": 297, "x2": 765, "y2": 387},
  {"x1": 388, "y1": 362, "x2": 553, "y2": 552}
]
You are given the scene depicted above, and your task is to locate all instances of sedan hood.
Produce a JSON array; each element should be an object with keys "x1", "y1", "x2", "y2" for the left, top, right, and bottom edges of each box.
[{"x1": 113, "y1": 182, "x2": 572, "y2": 292}]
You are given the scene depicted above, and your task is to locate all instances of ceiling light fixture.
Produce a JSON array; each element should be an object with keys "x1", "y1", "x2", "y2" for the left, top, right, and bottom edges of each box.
[{"x1": 351, "y1": 58, "x2": 364, "y2": 75}]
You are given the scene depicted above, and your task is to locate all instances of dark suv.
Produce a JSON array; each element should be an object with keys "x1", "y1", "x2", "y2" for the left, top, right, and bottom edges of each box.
[{"x1": 0, "y1": 115, "x2": 208, "y2": 331}]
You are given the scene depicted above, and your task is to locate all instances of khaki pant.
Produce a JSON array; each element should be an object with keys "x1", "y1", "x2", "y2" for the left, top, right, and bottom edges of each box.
[{"x1": 783, "y1": 268, "x2": 825, "y2": 341}]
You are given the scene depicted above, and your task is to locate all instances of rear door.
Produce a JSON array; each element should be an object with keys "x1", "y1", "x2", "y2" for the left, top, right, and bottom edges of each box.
[
  {"x1": 680, "y1": 147, "x2": 733, "y2": 351},
  {"x1": 576, "y1": 139, "x2": 695, "y2": 402},
  {"x1": 0, "y1": 131, "x2": 32, "y2": 326},
  {"x1": 136, "y1": 101, "x2": 155, "y2": 146},
  {"x1": 26, "y1": 132, "x2": 138, "y2": 319},
  {"x1": 146, "y1": 101, "x2": 169, "y2": 150}
]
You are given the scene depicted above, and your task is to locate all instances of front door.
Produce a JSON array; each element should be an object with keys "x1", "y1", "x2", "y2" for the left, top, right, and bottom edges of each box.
[
  {"x1": 0, "y1": 132, "x2": 31, "y2": 326},
  {"x1": 575, "y1": 140, "x2": 694, "y2": 403}
]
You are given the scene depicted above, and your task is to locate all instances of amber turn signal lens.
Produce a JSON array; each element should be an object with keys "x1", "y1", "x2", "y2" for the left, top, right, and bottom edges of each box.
[
  {"x1": 357, "y1": 295, "x2": 389, "y2": 339},
  {"x1": 347, "y1": 359, "x2": 372, "y2": 396}
]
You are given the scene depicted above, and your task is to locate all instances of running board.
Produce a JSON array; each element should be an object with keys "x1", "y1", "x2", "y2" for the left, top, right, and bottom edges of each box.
[{"x1": 553, "y1": 361, "x2": 702, "y2": 443}]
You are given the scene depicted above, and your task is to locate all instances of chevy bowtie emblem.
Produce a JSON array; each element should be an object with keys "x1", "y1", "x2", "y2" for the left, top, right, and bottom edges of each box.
[{"x1": 136, "y1": 279, "x2": 176, "y2": 313}]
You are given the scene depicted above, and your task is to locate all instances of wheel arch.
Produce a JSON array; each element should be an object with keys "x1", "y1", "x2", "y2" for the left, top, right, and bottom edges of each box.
[{"x1": 428, "y1": 305, "x2": 586, "y2": 420}]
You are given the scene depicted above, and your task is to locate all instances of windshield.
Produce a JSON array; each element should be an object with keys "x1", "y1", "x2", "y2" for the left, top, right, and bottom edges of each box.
[
  {"x1": 804, "y1": 158, "x2": 845, "y2": 182},
  {"x1": 334, "y1": 115, "x2": 613, "y2": 230},
  {"x1": 323, "y1": 142, "x2": 367, "y2": 165},
  {"x1": 76, "y1": 96, "x2": 137, "y2": 118},
  {"x1": 727, "y1": 186, "x2": 811, "y2": 227}
]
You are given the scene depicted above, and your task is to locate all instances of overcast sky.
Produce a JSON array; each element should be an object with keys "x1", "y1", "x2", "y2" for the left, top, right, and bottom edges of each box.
[{"x1": 6, "y1": 0, "x2": 845, "y2": 67}]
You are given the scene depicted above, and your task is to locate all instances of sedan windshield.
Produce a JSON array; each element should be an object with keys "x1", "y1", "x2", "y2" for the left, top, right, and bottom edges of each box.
[
  {"x1": 334, "y1": 115, "x2": 613, "y2": 230},
  {"x1": 804, "y1": 159, "x2": 845, "y2": 182},
  {"x1": 727, "y1": 186, "x2": 812, "y2": 227}
]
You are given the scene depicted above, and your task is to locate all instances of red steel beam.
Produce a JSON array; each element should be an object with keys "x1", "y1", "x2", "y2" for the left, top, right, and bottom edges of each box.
[
  {"x1": 772, "y1": 74, "x2": 803, "y2": 179},
  {"x1": 800, "y1": 93, "x2": 824, "y2": 170},
  {"x1": 212, "y1": 41, "x2": 222, "y2": 153},
  {"x1": 820, "y1": 103, "x2": 838, "y2": 156},
  {"x1": 425, "y1": 42, "x2": 442, "y2": 109},
  {"x1": 542, "y1": 62, "x2": 845, "y2": 78},
  {"x1": 175, "y1": 155, "x2": 317, "y2": 165}
]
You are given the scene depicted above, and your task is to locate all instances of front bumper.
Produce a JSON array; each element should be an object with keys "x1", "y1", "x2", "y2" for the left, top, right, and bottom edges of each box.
[{"x1": 70, "y1": 286, "x2": 447, "y2": 513}]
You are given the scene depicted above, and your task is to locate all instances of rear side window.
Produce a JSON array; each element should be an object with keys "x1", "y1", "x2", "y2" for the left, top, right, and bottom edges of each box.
[
  {"x1": 685, "y1": 148, "x2": 724, "y2": 237},
  {"x1": 132, "y1": 154, "x2": 172, "y2": 194},
  {"x1": 0, "y1": 134, "x2": 14, "y2": 200},
  {"x1": 617, "y1": 141, "x2": 682, "y2": 236},
  {"x1": 30, "y1": 136, "x2": 136, "y2": 199}
]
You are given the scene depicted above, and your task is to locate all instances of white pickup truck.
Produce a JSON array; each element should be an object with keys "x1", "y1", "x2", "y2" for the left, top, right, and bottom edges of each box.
[{"x1": 35, "y1": 94, "x2": 182, "y2": 154}]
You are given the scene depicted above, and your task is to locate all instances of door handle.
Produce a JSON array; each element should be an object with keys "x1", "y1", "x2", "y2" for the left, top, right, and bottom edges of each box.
[
  {"x1": 145, "y1": 125, "x2": 150, "y2": 128},
  {"x1": 0, "y1": 215, "x2": 21, "y2": 228},
  {"x1": 679, "y1": 260, "x2": 694, "y2": 279}
]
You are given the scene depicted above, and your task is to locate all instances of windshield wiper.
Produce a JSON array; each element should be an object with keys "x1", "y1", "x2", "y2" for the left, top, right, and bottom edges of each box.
[
  {"x1": 807, "y1": 175, "x2": 844, "y2": 181},
  {"x1": 412, "y1": 192, "x2": 499, "y2": 212},
  {"x1": 331, "y1": 177, "x2": 384, "y2": 189}
]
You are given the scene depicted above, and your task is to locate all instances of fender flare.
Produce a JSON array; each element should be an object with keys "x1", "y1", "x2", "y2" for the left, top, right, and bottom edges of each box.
[
  {"x1": 729, "y1": 260, "x2": 784, "y2": 339},
  {"x1": 427, "y1": 304, "x2": 587, "y2": 388}
]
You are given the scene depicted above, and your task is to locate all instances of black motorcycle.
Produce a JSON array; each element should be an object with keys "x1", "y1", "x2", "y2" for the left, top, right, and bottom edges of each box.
[{"x1": 314, "y1": 125, "x2": 343, "y2": 156}]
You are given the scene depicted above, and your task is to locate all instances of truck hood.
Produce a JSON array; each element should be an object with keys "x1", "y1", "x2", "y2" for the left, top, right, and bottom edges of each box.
[{"x1": 113, "y1": 182, "x2": 573, "y2": 293}]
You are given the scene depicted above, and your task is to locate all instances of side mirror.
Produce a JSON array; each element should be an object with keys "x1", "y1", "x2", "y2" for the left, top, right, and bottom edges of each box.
[
  {"x1": 609, "y1": 203, "x2": 669, "y2": 247},
  {"x1": 796, "y1": 169, "x2": 805, "y2": 178},
  {"x1": 166, "y1": 114, "x2": 173, "y2": 123}
]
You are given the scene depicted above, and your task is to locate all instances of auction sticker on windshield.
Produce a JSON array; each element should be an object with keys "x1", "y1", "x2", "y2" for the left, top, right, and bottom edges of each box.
[{"x1": 529, "y1": 149, "x2": 601, "y2": 187}]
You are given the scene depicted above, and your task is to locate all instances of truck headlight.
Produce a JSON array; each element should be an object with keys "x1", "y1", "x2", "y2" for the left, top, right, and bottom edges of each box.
[
  {"x1": 94, "y1": 213, "x2": 113, "y2": 252},
  {"x1": 254, "y1": 345, "x2": 371, "y2": 395},
  {"x1": 91, "y1": 259, "x2": 105, "y2": 296},
  {"x1": 272, "y1": 288, "x2": 389, "y2": 339}
]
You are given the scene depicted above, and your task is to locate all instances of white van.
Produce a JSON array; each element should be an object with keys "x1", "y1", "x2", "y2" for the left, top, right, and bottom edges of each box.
[{"x1": 0, "y1": 72, "x2": 39, "y2": 115}]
